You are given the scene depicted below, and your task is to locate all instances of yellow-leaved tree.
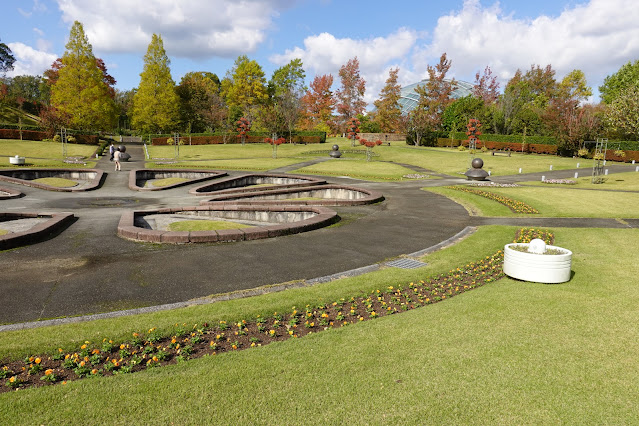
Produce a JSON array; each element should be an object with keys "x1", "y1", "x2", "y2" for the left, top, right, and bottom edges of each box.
[
  {"x1": 131, "y1": 34, "x2": 179, "y2": 134},
  {"x1": 50, "y1": 21, "x2": 117, "y2": 131}
]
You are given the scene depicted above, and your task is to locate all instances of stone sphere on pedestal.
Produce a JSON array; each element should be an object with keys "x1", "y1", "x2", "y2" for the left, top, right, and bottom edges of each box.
[
  {"x1": 330, "y1": 144, "x2": 342, "y2": 158},
  {"x1": 465, "y1": 157, "x2": 489, "y2": 181}
]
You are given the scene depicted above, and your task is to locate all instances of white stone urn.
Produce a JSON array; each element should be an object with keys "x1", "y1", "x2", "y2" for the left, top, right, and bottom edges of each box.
[
  {"x1": 9, "y1": 155, "x2": 25, "y2": 165},
  {"x1": 503, "y1": 238, "x2": 572, "y2": 283}
]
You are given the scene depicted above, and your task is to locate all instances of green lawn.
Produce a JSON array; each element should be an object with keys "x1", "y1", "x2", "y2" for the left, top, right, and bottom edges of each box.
[
  {"x1": 2, "y1": 227, "x2": 639, "y2": 424},
  {"x1": 292, "y1": 159, "x2": 416, "y2": 180},
  {"x1": 523, "y1": 170, "x2": 639, "y2": 191},
  {"x1": 146, "y1": 141, "x2": 632, "y2": 181},
  {"x1": 0, "y1": 139, "x2": 98, "y2": 168},
  {"x1": 429, "y1": 185, "x2": 639, "y2": 218}
]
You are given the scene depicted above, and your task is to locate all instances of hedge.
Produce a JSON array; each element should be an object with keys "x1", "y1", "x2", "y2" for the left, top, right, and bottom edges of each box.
[
  {"x1": 450, "y1": 131, "x2": 558, "y2": 146},
  {"x1": 150, "y1": 131, "x2": 325, "y2": 146},
  {"x1": 0, "y1": 128, "x2": 99, "y2": 144}
]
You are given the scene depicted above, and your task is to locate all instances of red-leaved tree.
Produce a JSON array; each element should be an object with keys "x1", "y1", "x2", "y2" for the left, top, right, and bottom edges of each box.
[
  {"x1": 299, "y1": 74, "x2": 335, "y2": 133},
  {"x1": 236, "y1": 117, "x2": 251, "y2": 145},
  {"x1": 335, "y1": 57, "x2": 366, "y2": 132}
]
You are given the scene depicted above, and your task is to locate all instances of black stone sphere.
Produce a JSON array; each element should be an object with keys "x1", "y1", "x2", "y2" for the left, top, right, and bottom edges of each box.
[
  {"x1": 118, "y1": 145, "x2": 126, "y2": 153},
  {"x1": 471, "y1": 157, "x2": 484, "y2": 169},
  {"x1": 330, "y1": 144, "x2": 342, "y2": 158}
]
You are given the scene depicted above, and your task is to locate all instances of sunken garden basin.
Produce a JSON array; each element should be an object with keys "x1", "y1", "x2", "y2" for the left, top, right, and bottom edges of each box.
[
  {"x1": 118, "y1": 205, "x2": 339, "y2": 243},
  {"x1": 190, "y1": 173, "x2": 325, "y2": 196},
  {"x1": 0, "y1": 168, "x2": 104, "y2": 192},
  {"x1": 199, "y1": 184, "x2": 384, "y2": 207},
  {"x1": 503, "y1": 239, "x2": 573, "y2": 284},
  {"x1": 129, "y1": 169, "x2": 227, "y2": 191},
  {"x1": 0, "y1": 211, "x2": 75, "y2": 250}
]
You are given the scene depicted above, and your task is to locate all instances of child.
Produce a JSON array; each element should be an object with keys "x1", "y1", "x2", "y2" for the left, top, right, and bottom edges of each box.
[{"x1": 113, "y1": 148, "x2": 121, "y2": 171}]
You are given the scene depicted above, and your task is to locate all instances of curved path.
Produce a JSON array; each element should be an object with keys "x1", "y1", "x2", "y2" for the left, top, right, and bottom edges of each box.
[{"x1": 0, "y1": 143, "x2": 636, "y2": 325}]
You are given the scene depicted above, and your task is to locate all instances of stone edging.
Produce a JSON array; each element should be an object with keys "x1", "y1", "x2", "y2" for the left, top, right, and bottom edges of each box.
[
  {"x1": 128, "y1": 169, "x2": 228, "y2": 191},
  {"x1": 0, "y1": 168, "x2": 104, "y2": 192},
  {"x1": 189, "y1": 173, "x2": 326, "y2": 196},
  {"x1": 117, "y1": 205, "x2": 339, "y2": 243},
  {"x1": 199, "y1": 184, "x2": 385, "y2": 207},
  {"x1": 0, "y1": 212, "x2": 75, "y2": 250},
  {"x1": 0, "y1": 186, "x2": 22, "y2": 199}
]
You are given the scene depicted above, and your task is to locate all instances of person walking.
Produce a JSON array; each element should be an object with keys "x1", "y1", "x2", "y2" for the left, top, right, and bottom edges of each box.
[
  {"x1": 109, "y1": 143, "x2": 115, "y2": 161},
  {"x1": 113, "y1": 147, "x2": 121, "y2": 171}
]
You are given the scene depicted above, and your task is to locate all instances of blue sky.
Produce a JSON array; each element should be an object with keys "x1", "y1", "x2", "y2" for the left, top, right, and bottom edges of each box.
[{"x1": 3, "y1": 0, "x2": 639, "y2": 103}]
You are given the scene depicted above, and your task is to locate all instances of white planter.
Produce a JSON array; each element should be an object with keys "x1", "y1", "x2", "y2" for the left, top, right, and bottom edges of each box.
[
  {"x1": 504, "y1": 243, "x2": 572, "y2": 283},
  {"x1": 9, "y1": 156, "x2": 25, "y2": 165}
]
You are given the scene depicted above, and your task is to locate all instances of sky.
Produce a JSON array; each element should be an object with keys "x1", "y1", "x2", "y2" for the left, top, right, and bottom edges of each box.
[{"x1": 3, "y1": 0, "x2": 639, "y2": 105}]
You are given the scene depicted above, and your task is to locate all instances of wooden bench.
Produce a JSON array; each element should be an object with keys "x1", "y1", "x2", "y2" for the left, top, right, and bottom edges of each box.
[{"x1": 492, "y1": 150, "x2": 511, "y2": 157}]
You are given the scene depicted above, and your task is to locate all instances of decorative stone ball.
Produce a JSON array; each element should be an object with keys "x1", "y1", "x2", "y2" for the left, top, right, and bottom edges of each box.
[
  {"x1": 528, "y1": 238, "x2": 547, "y2": 254},
  {"x1": 118, "y1": 145, "x2": 126, "y2": 153},
  {"x1": 332, "y1": 144, "x2": 339, "y2": 151},
  {"x1": 471, "y1": 158, "x2": 484, "y2": 169}
]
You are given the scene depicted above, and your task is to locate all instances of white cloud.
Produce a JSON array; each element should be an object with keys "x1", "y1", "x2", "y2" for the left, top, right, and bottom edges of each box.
[
  {"x1": 56, "y1": 0, "x2": 295, "y2": 58},
  {"x1": 423, "y1": 0, "x2": 639, "y2": 90},
  {"x1": 270, "y1": 28, "x2": 421, "y2": 104},
  {"x1": 5, "y1": 42, "x2": 57, "y2": 77}
]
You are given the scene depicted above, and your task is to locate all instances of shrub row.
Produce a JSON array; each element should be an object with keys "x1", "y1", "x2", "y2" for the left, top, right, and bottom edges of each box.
[
  {"x1": 450, "y1": 131, "x2": 558, "y2": 146},
  {"x1": 438, "y1": 138, "x2": 558, "y2": 154},
  {"x1": 0, "y1": 129, "x2": 100, "y2": 144},
  {"x1": 151, "y1": 133, "x2": 324, "y2": 146}
]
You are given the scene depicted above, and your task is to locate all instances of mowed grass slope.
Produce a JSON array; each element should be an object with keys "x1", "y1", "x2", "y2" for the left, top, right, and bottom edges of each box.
[{"x1": 1, "y1": 228, "x2": 638, "y2": 424}]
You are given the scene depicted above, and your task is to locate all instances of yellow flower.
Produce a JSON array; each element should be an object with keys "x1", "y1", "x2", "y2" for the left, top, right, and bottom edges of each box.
[
  {"x1": 91, "y1": 369, "x2": 98, "y2": 375},
  {"x1": 44, "y1": 369, "x2": 54, "y2": 376},
  {"x1": 35, "y1": 357, "x2": 41, "y2": 364},
  {"x1": 9, "y1": 376, "x2": 16, "y2": 383}
]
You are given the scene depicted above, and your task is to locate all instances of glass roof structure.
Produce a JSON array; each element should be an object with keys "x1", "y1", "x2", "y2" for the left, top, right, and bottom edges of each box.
[{"x1": 398, "y1": 79, "x2": 474, "y2": 115}]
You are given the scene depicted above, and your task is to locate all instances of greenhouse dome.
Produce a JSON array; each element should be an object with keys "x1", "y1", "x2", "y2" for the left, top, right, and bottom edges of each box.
[{"x1": 398, "y1": 79, "x2": 474, "y2": 114}]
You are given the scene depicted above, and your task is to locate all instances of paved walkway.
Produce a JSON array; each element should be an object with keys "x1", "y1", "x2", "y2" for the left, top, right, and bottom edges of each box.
[{"x1": 0, "y1": 146, "x2": 637, "y2": 326}]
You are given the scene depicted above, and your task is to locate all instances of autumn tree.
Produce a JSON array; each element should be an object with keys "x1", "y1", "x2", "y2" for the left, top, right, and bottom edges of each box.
[
  {"x1": 599, "y1": 60, "x2": 639, "y2": 104},
  {"x1": 50, "y1": 21, "x2": 117, "y2": 131},
  {"x1": 221, "y1": 55, "x2": 268, "y2": 122},
  {"x1": 410, "y1": 53, "x2": 456, "y2": 145},
  {"x1": 335, "y1": 57, "x2": 366, "y2": 131},
  {"x1": 299, "y1": 74, "x2": 335, "y2": 133},
  {"x1": 176, "y1": 71, "x2": 225, "y2": 133},
  {"x1": 373, "y1": 67, "x2": 402, "y2": 132},
  {"x1": 473, "y1": 66, "x2": 500, "y2": 104},
  {"x1": 131, "y1": 34, "x2": 179, "y2": 134}
]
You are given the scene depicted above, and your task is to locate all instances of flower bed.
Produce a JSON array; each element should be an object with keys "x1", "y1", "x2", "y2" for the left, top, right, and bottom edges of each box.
[
  {"x1": 541, "y1": 179, "x2": 576, "y2": 185},
  {"x1": 0, "y1": 228, "x2": 555, "y2": 393},
  {"x1": 446, "y1": 186, "x2": 539, "y2": 214}
]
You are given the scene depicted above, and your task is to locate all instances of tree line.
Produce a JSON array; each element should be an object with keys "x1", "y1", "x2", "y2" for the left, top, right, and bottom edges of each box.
[{"x1": 1, "y1": 22, "x2": 638, "y2": 153}]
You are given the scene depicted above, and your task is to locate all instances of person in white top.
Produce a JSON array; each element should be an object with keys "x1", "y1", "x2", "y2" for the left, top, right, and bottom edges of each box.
[{"x1": 113, "y1": 148, "x2": 121, "y2": 171}]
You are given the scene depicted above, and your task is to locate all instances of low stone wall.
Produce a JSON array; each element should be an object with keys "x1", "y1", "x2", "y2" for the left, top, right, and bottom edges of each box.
[
  {"x1": 0, "y1": 212, "x2": 75, "y2": 250},
  {"x1": 129, "y1": 169, "x2": 227, "y2": 191},
  {"x1": 200, "y1": 184, "x2": 385, "y2": 207},
  {"x1": 190, "y1": 173, "x2": 326, "y2": 196},
  {"x1": 0, "y1": 186, "x2": 23, "y2": 199},
  {"x1": 0, "y1": 169, "x2": 104, "y2": 192},
  {"x1": 117, "y1": 205, "x2": 339, "y2": 244}
]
